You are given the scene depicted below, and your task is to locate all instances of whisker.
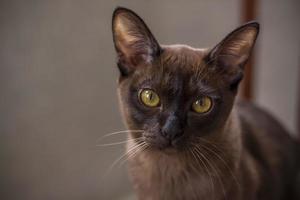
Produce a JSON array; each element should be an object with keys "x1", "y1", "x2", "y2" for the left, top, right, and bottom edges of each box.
[
  {"x1": 195, "y1": 145, "x2": 227, "y2": 200},
  {"x1": 198, "y1": 139, "x2": 241, "y2": 190},
  {"x1": 119, "y1": 142, "x2": 148, "y2": 167},
  {"x1": 96, "y1": 130, "x2": 144, "y2": 142},
  {"x1": 195, "y1": 137, "x2": 229, "y2": 150},
  {"x1": 102, "y1": 140, "x2": 145, "y2": 178},
  {"x1": 96, "y1": 137, "x2": 143, "y2": 147},
  {"x1": 189, "y1": 146, "x2": 215, "y2": 200}
]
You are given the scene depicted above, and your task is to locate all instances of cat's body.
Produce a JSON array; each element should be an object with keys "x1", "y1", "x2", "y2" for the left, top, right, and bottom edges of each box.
[
  {"x1": 111, "y1": 7, "x2": 300, "y2": 200},
  {"x1": 127, "y1": 100, "x2": 299, "y2": 200}
]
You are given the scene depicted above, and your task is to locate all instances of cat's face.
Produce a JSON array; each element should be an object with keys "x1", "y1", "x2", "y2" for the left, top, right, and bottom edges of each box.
[{"x1": 112, "y1": 7, "x2": 259, "y2": 150}]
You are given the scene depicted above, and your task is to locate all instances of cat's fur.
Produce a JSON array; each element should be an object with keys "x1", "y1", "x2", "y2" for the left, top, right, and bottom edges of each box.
[{"x1": 111, "y1": 7, "x2": 300, "y2": 200}]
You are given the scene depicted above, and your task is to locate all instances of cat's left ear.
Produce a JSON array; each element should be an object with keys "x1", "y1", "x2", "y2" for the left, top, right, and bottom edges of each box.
[
  {"x1": 112, "y1": 7, "x2": 161, "y2": 76},
  {"x1": 208, "y1": 22, "x2": 259, "y2": 89}
]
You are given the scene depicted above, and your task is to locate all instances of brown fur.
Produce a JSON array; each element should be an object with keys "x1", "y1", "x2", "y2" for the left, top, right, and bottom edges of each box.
[{"x1": 112, "y1": 7, "x2": 300, "y2": 200}]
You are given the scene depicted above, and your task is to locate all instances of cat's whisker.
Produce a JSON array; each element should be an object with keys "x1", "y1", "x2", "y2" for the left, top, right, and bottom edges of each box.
[
  {"x1": 119, "y1": 142, "x2": 148, "y2": 167},
  {"x1": 96, "y1": 130, "x2": 144, "y2": 142},
  {"x1": 102, "y1": 140, "x2": 145, "y2": 178},
  {"x1": 197, "y1": 139, "x2": 241, "y2": 190},
  {"x1": 194, "y1": 145, "x2": 227, "y2": 200},
  {"x1": 189, "y1": 146, "x2": 215, "y2": 200},
  {"x1": 195, "y1": 137, "x2": 229, "y2": 150},
  {"x1": 123, "y1": 142, "x2": 144, "y2": 158},
  {"x1": 186, "y1": 148, "x2": 202, "y2": 199},
  {"x1": 129, "y1": 142, "x2": 148, "y2": 159},
  {"x1": 96, "y1": 137, "x2": 143, "y2": 147},
  {"x1": 117, "y1": 142, "x2": 148, "y2": 169},
  {"x1": 124, "y1": 141, "x2": 146, "y2": 160}
]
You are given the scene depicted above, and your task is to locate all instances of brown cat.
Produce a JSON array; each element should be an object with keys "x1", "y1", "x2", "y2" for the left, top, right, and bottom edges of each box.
[{"x1": 111, "y1": 7, "x2": 300, "y2": 200}]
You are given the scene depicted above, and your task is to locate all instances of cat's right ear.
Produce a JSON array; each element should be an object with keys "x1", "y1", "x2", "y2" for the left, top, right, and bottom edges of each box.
[{"x1": 112, "y1": 7, "x2": 161, "y2": 76}]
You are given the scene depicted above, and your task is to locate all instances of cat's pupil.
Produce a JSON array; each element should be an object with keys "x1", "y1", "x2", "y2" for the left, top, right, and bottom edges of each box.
[
  {"x1": 148, "y1": 92, "x2": 153, "y2": 100},
  {"x1": 199, "y1": 99, "x2": 204, "y2": 106}
]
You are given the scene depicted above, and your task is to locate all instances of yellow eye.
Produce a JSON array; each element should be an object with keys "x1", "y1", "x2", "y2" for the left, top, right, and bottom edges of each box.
[
  {"x1": 139, "y1": 89, "x2": 160, "y2": 107},
  {"x1": 192, "y1": 97, "x2": 212, "y2": 113}
]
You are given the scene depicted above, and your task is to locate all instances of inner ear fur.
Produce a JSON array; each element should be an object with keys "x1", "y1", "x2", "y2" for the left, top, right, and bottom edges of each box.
[
  {"x1": 112, "y1": 7, "x2": 161, "y2": 76},
  {"x1": 208, "y1": 22, "x2": 259, "y2": 89}
]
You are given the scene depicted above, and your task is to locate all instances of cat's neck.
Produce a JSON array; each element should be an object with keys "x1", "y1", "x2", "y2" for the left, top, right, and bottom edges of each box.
[{"x1": 127, "y1": 109, "x2": 243, "y2": 200}]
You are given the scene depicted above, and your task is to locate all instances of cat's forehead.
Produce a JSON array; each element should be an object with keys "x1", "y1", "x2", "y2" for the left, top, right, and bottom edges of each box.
[
  {"x1": 160, "y1": 44, "x2": 208, "y2": 74},
  {"x1": 157, "y1": 44, "x2": 212, "y2": 86},
  {"x1": 132, "y1": 45, "x2": 218, "y2": 95},
  {"x1": 134, "y1": 45, "x2": 212, "y2": 83}
]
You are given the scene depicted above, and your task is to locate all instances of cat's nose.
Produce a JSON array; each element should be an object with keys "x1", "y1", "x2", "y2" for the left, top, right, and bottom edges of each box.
[
  {"x1": 161, "y1": 128, "x2": 183, "y2": 141},
  {"x1": 161, "y1": 115, "x2": 184, "y2": 141}
]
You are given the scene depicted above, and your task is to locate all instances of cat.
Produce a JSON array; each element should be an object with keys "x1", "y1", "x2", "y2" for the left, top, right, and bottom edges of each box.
[{"x1": 111, "y1": 7, "x2": 300, "y2": 200}]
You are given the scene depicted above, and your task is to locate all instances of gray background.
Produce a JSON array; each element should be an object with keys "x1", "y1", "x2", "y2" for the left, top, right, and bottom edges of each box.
[{"x1": 0, "y1": 0, "x2": 299, "y2": 200}]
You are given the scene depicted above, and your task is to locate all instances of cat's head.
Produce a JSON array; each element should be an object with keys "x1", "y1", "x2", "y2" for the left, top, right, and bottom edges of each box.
[{"x1": 112, "y1": 7, "x2": 259, "y2": 151}]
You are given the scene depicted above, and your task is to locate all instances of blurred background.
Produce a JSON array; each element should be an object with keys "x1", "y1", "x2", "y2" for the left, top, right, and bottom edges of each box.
[{"x1": 0, "y1": 0, "x2": 299, "y2": 199}]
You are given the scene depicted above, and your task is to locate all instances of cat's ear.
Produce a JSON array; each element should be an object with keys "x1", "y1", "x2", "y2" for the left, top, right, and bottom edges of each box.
[
  {"x1": 112, "y1": 7, "x2": 161, "y2": 76},
  {"x1": 208, "y1": 22, "x2": 259, "y2": 89}
]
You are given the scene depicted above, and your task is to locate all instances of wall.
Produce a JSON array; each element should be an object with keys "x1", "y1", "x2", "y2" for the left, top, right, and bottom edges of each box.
[{"x1": 255, "y1": 0, "x2": 300, "y2": 135}]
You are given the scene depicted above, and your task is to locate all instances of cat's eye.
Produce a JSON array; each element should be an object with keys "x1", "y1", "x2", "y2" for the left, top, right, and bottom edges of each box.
[
  {"x1": 139, "y1": 89, "x2": 160, "y2": 107},
  {"x1": 192, "y1": 97, "x2": 212, "y2": 113}
]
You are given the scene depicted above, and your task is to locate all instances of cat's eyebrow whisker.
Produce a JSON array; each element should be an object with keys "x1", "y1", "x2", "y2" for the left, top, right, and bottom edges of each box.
[
  {"x1": 96, "y1": 130, "x2": 144, "y2": 142},
  {"x1": 96, "y1": 137, "x2": 143, "y2": 147}
]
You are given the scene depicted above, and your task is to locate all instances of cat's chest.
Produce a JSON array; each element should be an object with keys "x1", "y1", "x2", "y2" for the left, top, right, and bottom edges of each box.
[{"x1": 127, "y1": 152, "x2": 221, "y2": 200}]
